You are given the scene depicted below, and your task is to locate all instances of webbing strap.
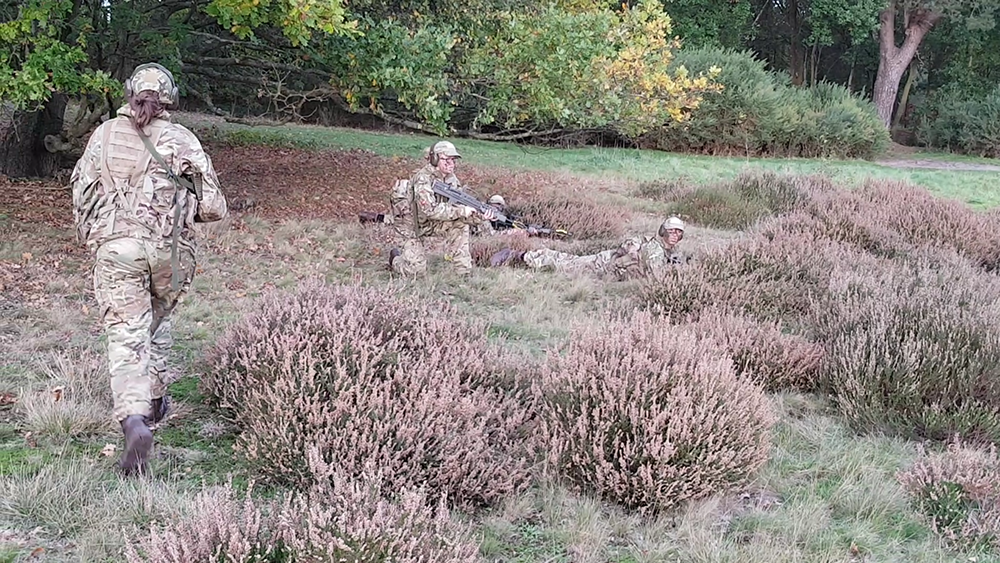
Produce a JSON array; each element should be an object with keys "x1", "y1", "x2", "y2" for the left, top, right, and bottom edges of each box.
[{"x1": 131, "y1": 119, "x2": 195, "y2": 292}]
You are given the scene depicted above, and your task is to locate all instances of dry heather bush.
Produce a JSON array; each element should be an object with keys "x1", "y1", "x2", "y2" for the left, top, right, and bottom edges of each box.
[
  {"x1": 899, "y1": 442, "x2": 1000, "y2": 551},
  {"x1": 535, "y1": 311, "x2": 775, "y2": 512},
  {"x1": 684, "y1": 309, "x2": 824, "y2": 391},
  {"x1": 641, "y1": 220, "x2": 866, "y2": 325},
  {"x1": 204, "y1": 281, "x2": 532, "y2": 509},
  {"x1": 635, "y1": 170, "x2": 819, "y2": 230},
  {"x1": 125, "y1": 468, "x2": 480, "y2": 562},
  {"x1": 124, "y1": 482, "x2": 277, "y2": 563},
  {"x1": 277, "y1": 453, "x2": 480, "y2": 562},
  {"x1": 507, "y1": 194, "x2": 630, "y2": 240},
  {"x1": 798, "y1": 179, "x2": 1000, "y2": 267},
  {"x1": 815, "y1": 250, "x2": 1000, "y2": 443}
]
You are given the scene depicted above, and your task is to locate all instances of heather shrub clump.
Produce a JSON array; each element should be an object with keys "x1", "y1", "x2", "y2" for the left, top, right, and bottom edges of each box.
[
  {"x1": 815, "y1": 252, "x2": 1000, "y2": 443},
  {"x1": 125, "y1": 469, "x2": 479, "y2": 562},
  {"x1": 535, "y1": 312, "x2": 775, "y2": 512},
  {"x1": 204, "y1": 281, "x2": 531, "y2": 509},
  {"x1": 802, "y1": 178, "x2": 1000, "y2": 266},
  {"x1": 641, "y1": 222, "x2": 862, "y2": 325},
  {"x1": 684, "y1": 309, "x2": 824, "y2": 391},
  {"x1": 899, "y1": 442, "x2": 1000, "y2": 551},
  {"x1": 636, "y1": 170, "x2": 815, "y2": 229},
  {"x1": 507, "y1": 194, "x2": 630, "y2": 240}
]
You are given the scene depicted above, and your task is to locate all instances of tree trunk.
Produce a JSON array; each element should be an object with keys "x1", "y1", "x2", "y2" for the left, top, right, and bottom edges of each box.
[
  {"x1": 892, "y1": 60, "x2": 917, "y2": 130},
  {"x1": 788, "y1": 0, "x2": 805, "y2": 86},
  {"x1": 0, "y1": 94, "x2": 68, "y2": 178},
  {"x1": 872, "y1": 3, "x2": 940, "y2": 128}
]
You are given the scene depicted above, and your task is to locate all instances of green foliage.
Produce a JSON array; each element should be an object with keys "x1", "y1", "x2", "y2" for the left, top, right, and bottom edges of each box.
[
  {"x1": 461, "y1": 0, "x2": 719, "y2": 138},
  {"x1": 205, "y1": 0, "x2": 357, "y2": 45},
  {"x1": 645, "y1": 47, "x2": 888, "y2": 158},
  {"x1": 320, "y1": 17, "x2": 457, "y2": 133},
  {"x1": 807, "y1": 0, "x2": 881, "y2": 47},
  {"x1": 660, "y1": 0, "x2": 754, "y2": 49},
  {"x1": 0, "y1": 0, "x2": 354, "y2": 112},
  {"x1": 0, "y1": 0, "x2": 117, "y2": 109},
  {"x1": 916, "y1": 85, "x2": 1000, "y2": 157}
]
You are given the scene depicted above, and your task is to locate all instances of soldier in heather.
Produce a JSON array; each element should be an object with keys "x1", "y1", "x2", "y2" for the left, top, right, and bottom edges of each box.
[
  {"x1": 71, "y1": 63, "x2": 228, "y2": 475},
  {"x1": 388, "y1": 141, "x2": 496, "y2": 276},
  {"x1": 491, "y1": 216, "x2": 687, "y2": 279},
  {"x1": 472, "y1": 194, "x2": 508, "y2": 236}
]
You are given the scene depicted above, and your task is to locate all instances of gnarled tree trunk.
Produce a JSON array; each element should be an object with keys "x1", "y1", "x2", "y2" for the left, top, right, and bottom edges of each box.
[
  {"x1": 0, "y1": 94, "x2": 68, "y2": 178},
  {"x1": 872, "y1": 3, "x2": 940, "y2": 128}
]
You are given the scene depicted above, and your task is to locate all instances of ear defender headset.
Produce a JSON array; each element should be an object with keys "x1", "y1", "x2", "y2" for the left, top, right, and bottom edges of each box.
[
  {"x1": 124, "y1": 63, "x2": 179, "y2": 108},
  {"x1": 428, "y1": 141, "x2": 442, "y2": 166}
]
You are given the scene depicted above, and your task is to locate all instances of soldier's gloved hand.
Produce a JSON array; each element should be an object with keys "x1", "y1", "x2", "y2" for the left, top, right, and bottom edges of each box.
[{"x1": 481, "y1": 208, "x2": 498, "y2": 222}]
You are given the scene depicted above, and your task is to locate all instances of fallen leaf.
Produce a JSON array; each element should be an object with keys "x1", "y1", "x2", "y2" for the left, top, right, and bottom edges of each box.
[
  {"x1": 81, "y1": 304, "x2": 89, "y2": 315},
  {"x1": 51, "y1": 386, "x2": 64, "y2": 402},
  {"x1": 100, "y1": 443, "x2": 117, "y2": 457},
  {"x1": 29, "y1": 547, "x2": 44, "y2": 558},
  {"x1": 21, "y1": 252, "x2": 32, "y2": 263}
]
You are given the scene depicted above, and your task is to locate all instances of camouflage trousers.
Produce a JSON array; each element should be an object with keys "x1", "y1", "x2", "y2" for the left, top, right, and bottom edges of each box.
[
  {"x1": 523, "y1": 248, "x2": 617, "y2": 276},
  {"x1": 93, "y1": 237, "x2": 195, "y2": 422},
  {"x1": 392, "y1": 221, "x2": 473, "y2": 276}
]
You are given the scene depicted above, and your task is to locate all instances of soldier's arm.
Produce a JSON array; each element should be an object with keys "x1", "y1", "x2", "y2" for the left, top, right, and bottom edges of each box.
[
  {"x1": 172, "y1": 125, "x2": 228, "y2": 223},
  {"x1": 610, "y1": 237, "x2": 642, "y2": 270},
  {"x1": 70, "y1": 124, "x2": 105, "y2": 242},
  {"x1": 412, "y1": 175, "x2": 474, "y2": 222}
]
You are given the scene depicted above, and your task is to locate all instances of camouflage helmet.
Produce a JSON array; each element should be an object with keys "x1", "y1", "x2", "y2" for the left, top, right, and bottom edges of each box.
[
  {"x1": 126, "y1": 63, "x2": 179, "y2": 107},
  {"x1": 488, "y1": 194, "x2": 506, "y2": 207},
  {"x1": 428, "y1": 140, "x2": 462, "y2": 165},
  {"x1": 658, "y1": 216, "x2": 685, "y2": 236}
]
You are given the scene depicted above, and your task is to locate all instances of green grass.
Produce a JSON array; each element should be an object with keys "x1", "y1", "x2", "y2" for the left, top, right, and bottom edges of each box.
[{"x1": 194, "y1": 117, "x2": 1000, "y2": 208}]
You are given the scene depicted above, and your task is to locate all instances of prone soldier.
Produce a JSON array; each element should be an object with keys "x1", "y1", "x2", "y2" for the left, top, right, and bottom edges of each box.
[{"x1": 490, "y1": 216, "x2": 686, "y2": 280}]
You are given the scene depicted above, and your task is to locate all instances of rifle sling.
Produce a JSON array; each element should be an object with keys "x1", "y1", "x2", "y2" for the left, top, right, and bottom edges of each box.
[{"x1": 131, "y1": 119, "x2": 195, "y2": 293}]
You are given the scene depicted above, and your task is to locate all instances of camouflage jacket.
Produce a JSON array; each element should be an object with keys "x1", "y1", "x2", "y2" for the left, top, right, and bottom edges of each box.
[
  {"x1": 390, "y1": 164, "x2": 477, "y2": 237},
  {"x1": 71, "y1": 106, "x2": 228, "y2": 253},
  {"x1": 611, "y1": 235, "x2": 683, "y2": 279}
]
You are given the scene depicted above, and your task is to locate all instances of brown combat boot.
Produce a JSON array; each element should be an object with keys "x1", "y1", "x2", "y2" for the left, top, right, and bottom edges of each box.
[
  {"x1": 490, "y1": 248, "x2": 526, "y2": 267},
  {"x1": 118, "y1": 415, "x2": 153, "y2": 476}
]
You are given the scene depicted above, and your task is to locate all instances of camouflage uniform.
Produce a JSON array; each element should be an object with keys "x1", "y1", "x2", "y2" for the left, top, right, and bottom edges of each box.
[
  {"x1": 389, "y1": 164, "x2": 479, "y2": 276},
  {"x1": 72, "y1": 99, "x2": 227, "y2": 423}
]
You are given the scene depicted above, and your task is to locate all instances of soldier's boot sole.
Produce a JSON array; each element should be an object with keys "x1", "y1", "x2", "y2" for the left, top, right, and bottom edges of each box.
[{"x1": 118, "y1": 415, "x2": 153, "y2": 477}]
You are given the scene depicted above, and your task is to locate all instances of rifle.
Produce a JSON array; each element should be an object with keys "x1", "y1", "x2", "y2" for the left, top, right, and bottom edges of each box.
[
  {"x1": 431, "y1": 180, "x2": 569, "y2": 238},
  {"x1": 431, "y1": 180, "x2": 510, "y2": 223},
  {"x1": 493, "y1": 218, "x2": 569, "y2": 239}
]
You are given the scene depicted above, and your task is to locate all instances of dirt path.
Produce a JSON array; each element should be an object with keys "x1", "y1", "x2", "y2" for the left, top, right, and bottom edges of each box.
[{"x1": 876, "y1": 158, "x2": 1000, "y2": 172}]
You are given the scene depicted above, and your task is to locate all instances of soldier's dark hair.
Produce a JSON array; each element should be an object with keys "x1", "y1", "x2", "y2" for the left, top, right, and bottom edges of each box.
[{"x1": 128, "y1": 90, "x2": 165, "y2": 129}]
